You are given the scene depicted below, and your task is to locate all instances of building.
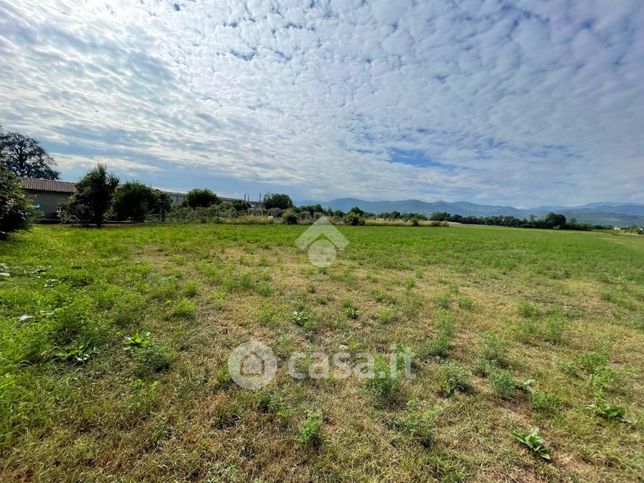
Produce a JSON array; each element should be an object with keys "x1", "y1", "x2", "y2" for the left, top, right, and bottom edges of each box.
[
  {"x1": 21, "y1": 178, "x2": 260, "y2": 220},
  {"x1": 21, "y1": 178, "x2": 76, "y2": 220}
]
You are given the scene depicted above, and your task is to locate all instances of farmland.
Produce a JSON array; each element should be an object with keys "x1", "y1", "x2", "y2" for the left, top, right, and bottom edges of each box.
[{"x1": 0, "y1": 224, "x2": 642, "y2": 481}]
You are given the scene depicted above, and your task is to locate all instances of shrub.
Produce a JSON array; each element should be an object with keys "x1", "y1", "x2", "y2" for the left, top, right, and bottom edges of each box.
[
  {"x1": 0, "y1": 164, "x2": 35, "y2": 237},
  {"x1": 297, "y1": 411, "x2": 323, "y2": 445},
  {"x1": 263, "y1": 193, "x2": 293, "y2": 210},
  {"x1": 184, "y1": 188, "x2": 219, "y2": 208},
  {"x1": 61, "y1": 165, "x2": 119, "y2": 227},
  {"x1": 283, "y1": 209, "x2": 298, "y2": 225},
  {"x1": 439, "y1": 361, "x2": 471, "y2": 397},
  {"x1": 111, "y1": 182, "x2": 160, "y2": 222}
]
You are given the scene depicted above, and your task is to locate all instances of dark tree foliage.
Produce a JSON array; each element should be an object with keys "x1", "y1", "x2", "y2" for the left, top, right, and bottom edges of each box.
[
  {"x1": 61, "y1": 165, "x2": 119, "y2": 227},
  {"x1": 263, "y1": 193, "x2": 293, "y2": 210},
  {"x1": 0, "y1": 128, "x2": 59, "y2": 180},
  {"x1": 185, "y1": 188, "x2": 219, "y2": 208},
  {"x1": 0, "y1": 163, "x2": 34, "y2": 238},
  {"x1": 155, "y1": 191, "x2": 173, "y2": 221},
  {"x1": 111, "y1": 182, "x2": 160, "y2": 222}
]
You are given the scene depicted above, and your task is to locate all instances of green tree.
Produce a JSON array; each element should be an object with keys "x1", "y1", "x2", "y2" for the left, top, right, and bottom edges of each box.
[
  {"x1": 0, "y1": 127, "x2": 59, "y2": 180},
  {"x1": 184, "y1": 188, "x2": 219, "y2": 208},
  {"x1": 0, "y1": 163, "x2": 34, "y2": 238},
  {"x1": 111, "y1": 182, "x2": 159, "y2": 222},
  {"x1": 263, "y1": 193, "x2": 293, "y2": 210},
  {"x1": 62, "y1": 165, "x2": 119, "y2": 227},
  {"x1": 154, "y1": 191, "x2": 173, "y2": 221},
  {"x1": 544, "y1": 213, "x2": 566, "y2": 229}
]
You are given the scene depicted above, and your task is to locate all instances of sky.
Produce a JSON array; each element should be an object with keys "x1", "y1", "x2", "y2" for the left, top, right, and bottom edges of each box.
[{"x1": 0, "y1": 0, "x2": 643, "y2": 207}]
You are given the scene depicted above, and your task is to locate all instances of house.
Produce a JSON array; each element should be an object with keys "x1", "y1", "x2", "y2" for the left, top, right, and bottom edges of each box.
[{"x1": 21, "y1": 178, "x2": 76, "y2": 220}]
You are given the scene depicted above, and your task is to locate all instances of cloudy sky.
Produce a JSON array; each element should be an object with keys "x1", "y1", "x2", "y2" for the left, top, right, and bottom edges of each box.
[{"x1": 1, "y1": 1, "x2": 643, "y2": 207}]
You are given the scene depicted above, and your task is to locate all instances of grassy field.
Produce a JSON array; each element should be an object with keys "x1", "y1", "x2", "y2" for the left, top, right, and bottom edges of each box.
[{"x1": 1, "y1": 223, "x2": 642, "y2": 481}]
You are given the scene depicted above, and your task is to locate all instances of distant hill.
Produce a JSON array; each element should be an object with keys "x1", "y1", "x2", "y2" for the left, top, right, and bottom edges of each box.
[{"x1": 297, "y1": 198, "x2": 644, "y2": 227}]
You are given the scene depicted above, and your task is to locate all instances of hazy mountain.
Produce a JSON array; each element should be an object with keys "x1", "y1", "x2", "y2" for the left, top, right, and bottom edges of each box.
[{"x1": 297, "y1": 198, "x2": 644, "y2": 226}]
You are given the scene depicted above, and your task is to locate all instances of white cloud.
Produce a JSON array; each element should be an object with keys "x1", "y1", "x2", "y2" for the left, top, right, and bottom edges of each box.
[{"x1": 0, "y1": 0, "x2": 643, "y2": 206}]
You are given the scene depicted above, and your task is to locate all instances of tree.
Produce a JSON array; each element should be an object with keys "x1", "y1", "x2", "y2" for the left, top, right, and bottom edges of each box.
[
  {"x1": 263, "y1": 193, "x2": 293, "y2": 210},
  {"x1": 0, "y1": 128, "x2": 59, "y2": 180},
  {"x1": 111, "y1": 181, "x2": 159, "y2": 222},
  {"x1": 0, "y1": 163, "x2": 35, "y2": 238},
  {"x1": 62, "y1": 165, "x2": 118, "y2": 227},
  {"x1": 184, "y1": 188, "x2": 219, "y2": 208},
  {"x1": 155, "y1": 191, "x2": 173, "y2": 221},
  {"x1": 544, "y1": 212, "x2": 566, "y2": 229}
]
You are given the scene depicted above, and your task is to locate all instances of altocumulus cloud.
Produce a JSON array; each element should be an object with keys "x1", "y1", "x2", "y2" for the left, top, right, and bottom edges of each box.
[{"x1": 0, "y1": 0, "x2": 643, "y2": 205}]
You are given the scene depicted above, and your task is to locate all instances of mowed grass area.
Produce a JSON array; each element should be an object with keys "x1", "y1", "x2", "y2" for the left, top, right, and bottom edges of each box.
[{"x1": 0, "y1": 224, "x2": 642, "y2": 481}]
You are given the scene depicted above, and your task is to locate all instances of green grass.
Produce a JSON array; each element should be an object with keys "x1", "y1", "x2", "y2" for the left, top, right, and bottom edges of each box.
[{"x1": 0, "y1": 223, "x2": 642, "y2": 481}]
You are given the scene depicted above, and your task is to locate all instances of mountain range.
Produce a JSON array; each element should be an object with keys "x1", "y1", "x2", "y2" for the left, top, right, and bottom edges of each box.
[{"x1": 297, "y1": 198, "x2": 644, "y2": 227}]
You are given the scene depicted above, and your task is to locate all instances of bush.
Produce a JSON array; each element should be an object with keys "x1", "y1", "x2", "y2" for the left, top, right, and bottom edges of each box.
[
  {"x1": 0, "y1": 164, "x2": 34, "y2": 237},
  {"x1": 184, "y1": 188, "x2": 219, "y2": 208},
  {"x1": 111, "y1": 182, "x2": 160, "y2": 221},
  {"x1": 61, "y1": 165, "x2": 119, "y2": 227},
  {"x1": 263, "y1": 193, "x2": 293, "y2": 210}
]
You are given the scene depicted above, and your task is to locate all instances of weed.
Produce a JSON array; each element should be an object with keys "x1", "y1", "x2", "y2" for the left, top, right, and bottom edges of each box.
[
  {"x1": 434, "y1": 292, "x2": 451, "y2": 309},
  {"x1": 478, "y1": 332, "x2": 509, "y2": 368},
  {"x1": 531, "y1": 390, "x2": 562, "y2": 415},
  {"x1": 376, "y1": 306, "x2": 397, "y2": 324},
  {"x1": 439, "y1": 361, "x2": 471, "y2": 397},
  {"x1": 54, "y1": 341, "x2": 95, "y2": 364},
  {"x1": 400, "y1": 399, "x2": 433, "y2": 447},
  {"x1": 366, "y1": 356, "x2": 401, "y2": 402},
  {"x1": 544, "y1": 317, "x2": 567, "y2": 344},
  {"x1": 297, "y1": 411, "x2": 323, "y2": 445},
  {"x1": 342, "y1": 299, "x2": 359, "y2": 320},
  {"x1": 458, "y1": 296, "x2": 474, "y2": 310},
  {"x1": 511, "y1": 427, "x2": 551, "y2": 460},
  {"x1": 133, "y1": 342, "x2": 176, "y2": 375},
  {"x1": 171, "y1": 298, "x2": 196, "y2": 319},
  {"x1": 518, "y1": 301, "x2": 540, "y2": 318},
  {"x1": 490, "y1": 370, "x2": 517, "y2": 399},
  {"x1": 181, "y1": 280, "x2": 199, "y2": 298},
  {"x1": 124, "y1": 330, "x2": 151, "y2": 350},
  {"x1": 586, "y1": 401, "x2": 631, "y2": 424}
]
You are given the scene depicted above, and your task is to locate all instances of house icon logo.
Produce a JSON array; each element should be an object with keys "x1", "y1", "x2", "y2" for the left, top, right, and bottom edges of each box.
[
  {"x1": 295, "y1": 216, "x2": 349, "y2": 267},
  {"x1": 228, "y1": 341, "x2": 277, "y2": 389}
]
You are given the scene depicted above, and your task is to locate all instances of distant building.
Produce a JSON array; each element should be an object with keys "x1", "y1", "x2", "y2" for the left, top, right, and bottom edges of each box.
[
  {"x1": 21, "y1": 178, "x2": 260, "y2": 220},
  {"x1": 21, "y1": 178, "x2": 76, "y2": 219}
]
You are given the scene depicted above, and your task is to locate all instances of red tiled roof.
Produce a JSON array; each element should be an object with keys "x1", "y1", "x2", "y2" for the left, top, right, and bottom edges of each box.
[{"x1": 21, "y1": 178, "x2": 76, "y2": 193}]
